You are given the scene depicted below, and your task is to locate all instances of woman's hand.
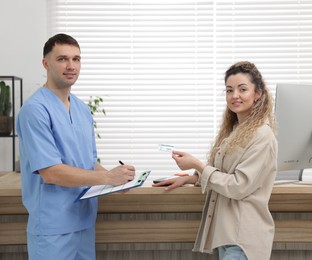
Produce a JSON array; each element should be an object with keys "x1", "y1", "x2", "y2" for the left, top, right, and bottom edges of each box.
[
  {"x1": 152, "y1": 175, "x2": 198, "y2": 191},
  {"x1": 172, "y1": 151, "x2": 205, "y2": 172}
]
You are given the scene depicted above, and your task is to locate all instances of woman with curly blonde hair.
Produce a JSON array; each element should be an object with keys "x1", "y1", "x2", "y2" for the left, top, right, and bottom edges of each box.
[{"x1": 153, "y1": 61, "x2": 277, "y2": 260}]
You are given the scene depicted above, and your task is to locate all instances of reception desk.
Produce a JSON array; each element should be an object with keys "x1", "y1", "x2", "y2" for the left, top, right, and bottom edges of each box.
[{"x1": 1, "y1": 171, "x2": 312, "y2": 260}]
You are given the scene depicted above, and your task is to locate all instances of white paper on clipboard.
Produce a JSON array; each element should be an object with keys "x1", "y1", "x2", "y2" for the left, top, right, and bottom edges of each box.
[{"x1": 78, "y1": 171, "x2": 151, "y2": 200}]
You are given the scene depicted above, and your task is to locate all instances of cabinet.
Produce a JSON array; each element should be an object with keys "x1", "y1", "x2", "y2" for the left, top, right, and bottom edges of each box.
[{"x1": 0, "y1": 76, "x2": 23, "y2": 171}]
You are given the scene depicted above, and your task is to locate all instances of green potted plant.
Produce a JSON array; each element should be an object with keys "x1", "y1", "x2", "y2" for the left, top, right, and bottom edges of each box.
[
  {"x1": 87, "y1": 96, "x2": 105, "y2": 162},
  {"x1": 0, "y1": 81, "x2": 12, "y2": 136}
]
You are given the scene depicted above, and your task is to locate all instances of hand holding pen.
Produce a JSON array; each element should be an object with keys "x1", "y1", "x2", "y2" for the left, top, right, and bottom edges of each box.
[{"x1": 105, "y1": 160, "x2": 135, "y2": 186}]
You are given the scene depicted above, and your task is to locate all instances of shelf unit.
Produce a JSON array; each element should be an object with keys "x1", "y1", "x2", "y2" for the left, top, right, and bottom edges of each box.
[{"x1": 0, "y1": 76, "x2": 23, "y2": 171}]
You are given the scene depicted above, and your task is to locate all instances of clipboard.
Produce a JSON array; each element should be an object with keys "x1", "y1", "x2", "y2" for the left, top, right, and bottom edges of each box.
[{"x1": 78, "y1": 170, "x2": 151, "y2": 200}]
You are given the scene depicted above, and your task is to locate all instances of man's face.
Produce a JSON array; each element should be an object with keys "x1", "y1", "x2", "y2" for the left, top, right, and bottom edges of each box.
[{"x1": 42, "y1": 43, "x2": 81, "y2": 89}]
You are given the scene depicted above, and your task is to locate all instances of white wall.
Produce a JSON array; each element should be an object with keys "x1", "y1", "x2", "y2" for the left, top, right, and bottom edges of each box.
[{"x1": 0, "y1": 0, "x2": 47, "y2": 170}]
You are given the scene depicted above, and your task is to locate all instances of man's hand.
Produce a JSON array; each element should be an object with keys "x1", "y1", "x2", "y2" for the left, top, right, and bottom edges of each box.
[{"x1": 106, "y1": 164, "x2": 135, "y2": 186}]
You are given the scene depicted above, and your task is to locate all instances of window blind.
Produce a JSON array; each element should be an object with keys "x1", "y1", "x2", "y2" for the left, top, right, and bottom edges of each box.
[
  {"x1": 47, "y1": 0, "x2": 312, "y2": 177},
  {"x1": 215, "y1": 0, "x2": 312, "y2": 92}
]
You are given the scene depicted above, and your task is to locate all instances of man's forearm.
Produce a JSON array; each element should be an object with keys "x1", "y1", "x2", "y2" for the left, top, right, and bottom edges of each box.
[{"x1": 39, "y1": 163, "x2": 108, "y2": 187}]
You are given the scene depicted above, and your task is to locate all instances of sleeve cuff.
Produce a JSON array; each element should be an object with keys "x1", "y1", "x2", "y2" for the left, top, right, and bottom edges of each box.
[{"x1": 197, "y1": 165, "x2": 218, "y2": 193}]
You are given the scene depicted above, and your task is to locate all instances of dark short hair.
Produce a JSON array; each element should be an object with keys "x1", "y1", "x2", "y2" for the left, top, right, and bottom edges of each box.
[{"x1": 43, "y1": 33, "x2": 80, "y2": 57}]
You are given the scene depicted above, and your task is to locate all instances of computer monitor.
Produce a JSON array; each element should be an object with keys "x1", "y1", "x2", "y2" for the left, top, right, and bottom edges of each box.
[{"x1": 275, "y1": 84, "x2": 312, "y2": 181}]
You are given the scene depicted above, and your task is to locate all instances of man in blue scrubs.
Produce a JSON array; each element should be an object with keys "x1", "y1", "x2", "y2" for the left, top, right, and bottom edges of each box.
[{"x1": 16, "y1": 33, "x2": 136, "y2": 260}]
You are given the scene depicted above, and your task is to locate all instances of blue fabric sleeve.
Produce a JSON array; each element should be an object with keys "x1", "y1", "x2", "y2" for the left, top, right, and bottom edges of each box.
[{"x1": 17, "y1": 102, "x2": 62, "y2": 173}]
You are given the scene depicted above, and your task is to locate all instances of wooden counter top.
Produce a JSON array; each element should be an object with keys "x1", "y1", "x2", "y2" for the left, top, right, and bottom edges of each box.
[
  {"x1": 1, "y1": 171, "x2": 312, "y2": 247},
  {"x1": 1, "y1": 171, "x2": 312, "y2": 214}
]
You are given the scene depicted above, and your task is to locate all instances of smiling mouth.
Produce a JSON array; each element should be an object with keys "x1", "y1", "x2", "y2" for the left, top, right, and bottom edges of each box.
[{"x1": 64, "y1": 73, "x2": 76, "y2": 78}]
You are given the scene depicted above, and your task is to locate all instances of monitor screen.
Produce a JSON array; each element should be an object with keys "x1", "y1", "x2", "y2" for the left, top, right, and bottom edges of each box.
[{"x1": 275, "y1": 84, "x2": 312, "y2": 172}]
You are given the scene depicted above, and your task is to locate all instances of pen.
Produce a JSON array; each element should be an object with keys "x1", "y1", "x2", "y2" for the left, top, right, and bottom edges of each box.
[{"x1": 119, "y1": 160, "x2": 124, "y2": 165}]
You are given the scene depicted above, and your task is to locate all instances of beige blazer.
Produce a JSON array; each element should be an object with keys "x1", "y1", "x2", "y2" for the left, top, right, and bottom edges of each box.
[{"x1": 193, "y1": 123, "x2": 277, "y2": 260}]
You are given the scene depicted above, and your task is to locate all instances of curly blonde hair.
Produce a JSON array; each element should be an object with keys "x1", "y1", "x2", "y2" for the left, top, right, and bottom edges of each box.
[{"x1": 208, "y1": 61, "x2": 276, "y2": 165}]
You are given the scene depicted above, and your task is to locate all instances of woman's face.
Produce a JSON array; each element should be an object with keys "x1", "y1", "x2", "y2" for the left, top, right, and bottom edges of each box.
[{"x1": 225, "y1": 73, "x2": 261, "y2": 123}]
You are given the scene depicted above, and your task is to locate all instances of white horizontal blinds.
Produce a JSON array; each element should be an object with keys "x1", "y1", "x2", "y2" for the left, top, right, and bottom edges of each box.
[
  {"x1": 48, "y1": 1, "x2": 215, "y2": 176},
  {"x1": 47, "y1": 0, "x2": 312, "y2": 177},
  {"x1": 215, "y1": 0, "x2": 312, "y2": 99}
]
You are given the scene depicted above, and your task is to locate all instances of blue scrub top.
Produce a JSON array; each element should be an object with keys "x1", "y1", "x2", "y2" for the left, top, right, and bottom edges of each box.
[{"x1": 17, "y1": 87, "x2": 98, "y2": 235}]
